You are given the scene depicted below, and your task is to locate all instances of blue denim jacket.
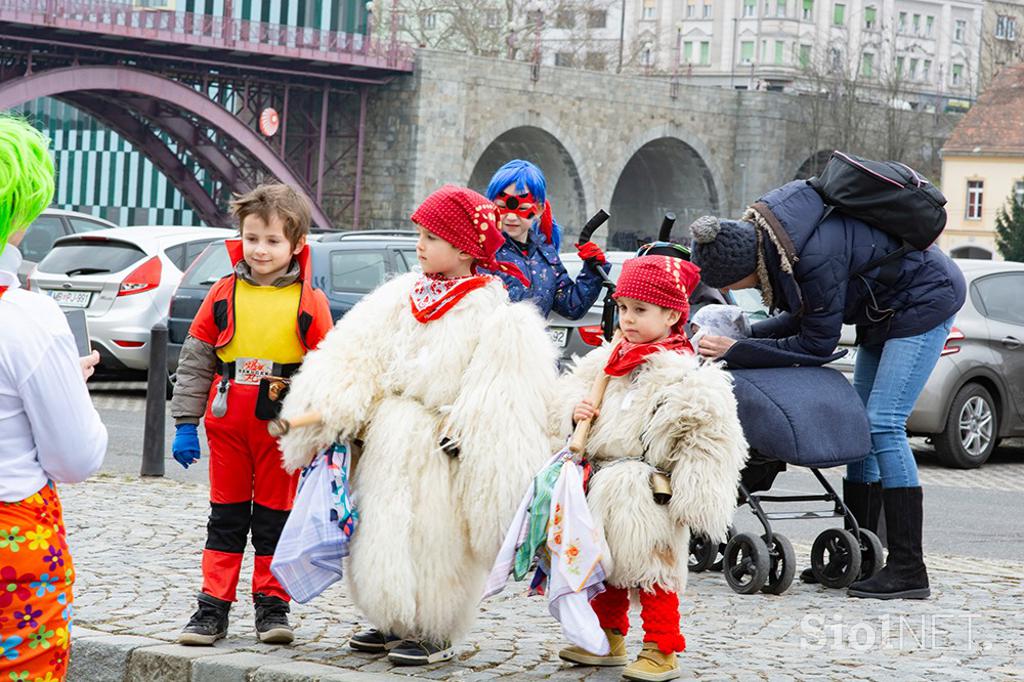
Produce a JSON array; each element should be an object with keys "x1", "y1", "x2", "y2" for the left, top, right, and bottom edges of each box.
[{"x1": 481, "y1": 228, "x2": 607, "y2": 320}]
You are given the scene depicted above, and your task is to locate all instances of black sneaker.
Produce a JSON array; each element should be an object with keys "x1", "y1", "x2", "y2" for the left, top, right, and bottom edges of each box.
[
  {"x1": 387, "y1": 639, "x2": 455, "y2": 665},
  {"x1": 348, "y1": 628, "x2": 403, "y2": 653},
  {"x1": 254, "y1": 593, "x2": 294, "y2": 644},
  {"x1": 178, "y1": 593, "x2": 230, "y2": 646}
]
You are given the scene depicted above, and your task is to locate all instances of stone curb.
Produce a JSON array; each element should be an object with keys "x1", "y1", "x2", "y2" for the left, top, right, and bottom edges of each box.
[{"x1": 68, "y1": 627, "x2": 412, "y2": 682}]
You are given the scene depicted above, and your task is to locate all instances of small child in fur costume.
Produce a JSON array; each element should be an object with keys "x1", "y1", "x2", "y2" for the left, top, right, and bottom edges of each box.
[
  {"x1": 556, "y1": 255, "x2": 748, "y2": 681},
  {"x1": 277, "y1": 185, "x2": 558, "y2": 666}
]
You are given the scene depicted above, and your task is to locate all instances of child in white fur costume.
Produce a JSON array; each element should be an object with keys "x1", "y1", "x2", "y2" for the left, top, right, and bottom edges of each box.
[
  {"x1": 556, "y1": 255, "x2": 748, "y2": 682},
  {"x1": 277, "y1": 186, "x2": 558, "y2": 666}
]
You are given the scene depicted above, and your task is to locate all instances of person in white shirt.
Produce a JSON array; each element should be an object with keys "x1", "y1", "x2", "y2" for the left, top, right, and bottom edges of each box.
[{"x1": 0, "y1": 115, "x2": 106, "y2": 681}]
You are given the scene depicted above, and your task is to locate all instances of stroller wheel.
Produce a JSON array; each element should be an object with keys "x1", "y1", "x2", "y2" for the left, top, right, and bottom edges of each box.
[
  {"x1": 856, "y1": 529, "x2": 885, "y2": 581},
  {"x1": 810, "y1": 528, "x2": 863, "y2": 589},
  {"x1": 722, "y1": 532, "x2": 770, "y2": 594},
  {"x1": 688, "y1": 534, "x2": 717, "y2": 573},
  {"x1": 760, "y1": 532, "x2": 796, "y2": 595}
]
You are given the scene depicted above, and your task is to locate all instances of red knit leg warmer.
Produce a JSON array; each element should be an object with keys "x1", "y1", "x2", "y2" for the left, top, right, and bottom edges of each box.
[
  {"x1": 638, "y1": 584, "x2": 686, "y2": 654},
  {"x1": 590, "y1": 585, "x2": 630, "y2": 635}
]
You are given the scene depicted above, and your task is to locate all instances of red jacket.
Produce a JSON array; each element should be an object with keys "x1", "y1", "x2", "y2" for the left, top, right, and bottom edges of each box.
[{"x1": 189, "y1": 240, "x2": 333, "y2": 352}]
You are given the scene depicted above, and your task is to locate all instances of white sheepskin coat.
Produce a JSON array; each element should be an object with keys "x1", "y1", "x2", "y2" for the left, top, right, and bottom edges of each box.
[
  {"x1": 278, "y1": 273, "x2": 558, "y2": 642},
  {"x1": 555, "y1": 344, "x2": 748, "y2": 594}
]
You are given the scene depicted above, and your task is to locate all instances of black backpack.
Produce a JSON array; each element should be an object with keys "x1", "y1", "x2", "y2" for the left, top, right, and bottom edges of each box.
[{"x1": 808, "y1": 151, "x2": 947, "y2": 258}]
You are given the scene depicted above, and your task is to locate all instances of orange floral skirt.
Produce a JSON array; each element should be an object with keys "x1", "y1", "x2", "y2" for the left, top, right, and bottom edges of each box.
[{"x1": 0, "y1": 483, "x2": 75, "y2": 682}]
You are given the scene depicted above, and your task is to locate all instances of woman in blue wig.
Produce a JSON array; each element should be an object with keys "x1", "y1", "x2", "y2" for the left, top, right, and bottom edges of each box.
[{"x1": 482, "y1": 159, "x2": 607, "y2": 319}]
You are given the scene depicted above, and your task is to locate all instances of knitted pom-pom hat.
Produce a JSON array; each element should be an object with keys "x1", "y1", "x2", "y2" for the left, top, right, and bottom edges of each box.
[{"x1": 688, "y1": 215, "x2": 758, "y2": 289}]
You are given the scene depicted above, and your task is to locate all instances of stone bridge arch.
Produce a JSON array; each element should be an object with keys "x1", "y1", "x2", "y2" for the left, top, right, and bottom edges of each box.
[
  {"x1": 0, "y1": 65, "x2": 331, "y2": 227},
  {"x1": 605, "y1": 126, "x2": 723, "y2": 251},
  {"x1": 465, "y1": 115, "x2": 592, "y2": 239}
]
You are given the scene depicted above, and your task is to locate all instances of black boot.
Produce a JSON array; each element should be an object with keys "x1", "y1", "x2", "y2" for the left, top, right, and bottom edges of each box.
[
  {"x1": 254, "y1": 593, "x2": 295, "y2": 644},
  {"x1": 848, "y1": 487, "x2": 929, "y2": 600},
  {"x1": 178, "y1": 593, "x2": 231, "y2": 645},
  {"x1": 801, "y1": 479, "x2": 882, "y2": 584}
]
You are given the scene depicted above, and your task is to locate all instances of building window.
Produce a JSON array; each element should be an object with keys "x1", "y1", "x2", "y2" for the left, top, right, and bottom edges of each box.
[
  {"x1": 700, "y1": 41, "x2": 710, "y2": 64},
  {"x1": 912, "y1": 13, "x2": 920, "y2": 35},
  {"x1": 898, "y1": 12, "x2": 906, "y2": 34},
  {"x1": 833, "y1": 3, "x2": 844, "y2": 26},
  {"x1": 587, "y1": 9, "x2": 607, "y2": 28},
  {"x1": 642, "y1": 0, "x2": 656, "y2": 20},
  {"x1": 799, "y1": 43, "x2": 811, "y2": 66},
  {"x1": 585, "y1": 52, "x2": 607, "y2": 70},
  {"x1": 743, "y1": 0, "x2": 756, "y2": 18},
  {"x1": 686, "y1": 1, "x2": 696, "y2": 18},
  {"x1": 740, "y1": 40, "x2": 754, "y2": 64},
  {"x1": 774, "y1": 40, "x2": 785, "y2": 64},
  {"x1": 861, "y1": 51, "x2": 873, "y2": 77},
  {"x1": 896, "y1": 56, "x2": 904, "y2": 76},
  {"x1": 925, "y1": 15, "x2": 934, "y2": 37},
  {"x1": 922, "y1": 60, "x2": 931, "y2": 81},
  {"x1": 703, "y1": 2, "x2": 712, "y2": 19},
  {"x1": 966, "y1": 180, "x2": 984, "y2": 220},
  {"x1": 641, "y1": 47, "x2": 654, "y2": 66},
  {"x1": 776, "y1": 1, "x2": 786, "y2": 18},
  {"x1": 954, "y1": 19, "x2": 966, "y2": 42},
  {"x1": 555, "y1": 52, "x2": 575, "y2": 67},
  {"x1": 996, "y1": 15, "x2": 1017, "y2": 41},
  {"x1": 1015, "y1": 180, "x2": 1024, "y2": 207},
  {"x1": 556, "y1": 10, "x2": 575, "y2": 28},
  {"x1": 683, "y1": 41, "x2": 693, "y2": 63},
  {"x1": 864, "y1": 5, "x2": 876, "y2": 30},
  {"x1": 952, "y1": 63, "x2": 964, "y2": 86},
  {"x1": 484, "y1": 10, "x2": 501, "y2": 28},
  {"x1": 423, "y1": 12, "x2": 436, "y2": 29},
  {"x1": 829, "y1": 46, "x2": 841, "y2": 71},
  {"x1": 909, "y1": 57, "x2": 918, "y2": 80},
  {"x1": 802, "y1": 0, "x2": 813, "y2": 20}
]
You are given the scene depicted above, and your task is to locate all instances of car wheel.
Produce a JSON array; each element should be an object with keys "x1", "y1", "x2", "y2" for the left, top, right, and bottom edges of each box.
[{"x1": 933, "y1": 383, "x2": 998, "y2": 469}]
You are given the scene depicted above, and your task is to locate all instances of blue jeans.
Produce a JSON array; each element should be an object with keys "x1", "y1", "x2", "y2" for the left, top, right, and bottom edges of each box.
[{"x1": 846, "y1": 317, "x2": 955, "y2": 488}]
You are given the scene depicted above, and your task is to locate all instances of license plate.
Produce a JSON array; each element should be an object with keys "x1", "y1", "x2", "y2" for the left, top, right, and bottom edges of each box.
[
  {"x1": 48, "y1": 290, "x2": 91, "y2": 308},
  {"x1": 549, "y1": 327, "x2": 569, "y2": 348}
]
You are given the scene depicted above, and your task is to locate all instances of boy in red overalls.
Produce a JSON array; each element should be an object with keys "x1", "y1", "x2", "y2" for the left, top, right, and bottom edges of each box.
[{"x1": 170, "y1": 184, "x2": 332, "y2": 645}]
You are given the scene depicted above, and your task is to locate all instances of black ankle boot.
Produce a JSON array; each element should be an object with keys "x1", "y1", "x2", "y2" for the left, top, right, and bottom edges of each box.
[
  {"x1": 801, "y1": 479, "x2": 882, "y2": 584},
  {"x1": 848, "y1": 486, "x2": 930, "y2": 600},
  {"x1": 179, "y1": 593, "x2": 231, "y2": 645},
  {"x1": 254, "y1": 593, "x2": 294, "y2": 644}
]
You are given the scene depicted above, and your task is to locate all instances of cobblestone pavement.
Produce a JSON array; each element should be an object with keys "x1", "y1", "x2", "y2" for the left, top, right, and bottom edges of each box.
[{"x1": 62, "y1": 474, "x2": 1023, "y2": 681}]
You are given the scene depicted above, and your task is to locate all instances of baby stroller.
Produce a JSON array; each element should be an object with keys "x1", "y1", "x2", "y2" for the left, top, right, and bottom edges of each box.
[{"x1": 688, "y1": 364, "x2": 884, "y2": 596}]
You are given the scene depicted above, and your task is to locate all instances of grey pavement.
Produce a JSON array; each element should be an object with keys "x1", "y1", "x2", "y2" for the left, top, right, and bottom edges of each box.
[{"x1": 60, "y1": 385, "x2": 1024, "y2": 680}]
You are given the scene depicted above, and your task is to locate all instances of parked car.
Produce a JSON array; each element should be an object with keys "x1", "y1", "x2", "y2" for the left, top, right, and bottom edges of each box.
[
  {"x1": 18, "y1": 208, "x2": 117, "y2": 286},
  {"x1": 29, "y1": 226, "x2": 235, "y2": 375},
  {"x1": 829, "y1": 259, "x2": 1024, "y2": 469},
  {"x1": 167, "y1": 231, "x2": 421, "y2": 372}
]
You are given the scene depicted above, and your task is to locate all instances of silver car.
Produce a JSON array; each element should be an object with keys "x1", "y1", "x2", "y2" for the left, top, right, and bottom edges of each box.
[
  {"x1": 830, "y1": 259, "x2": 1024, "y2": 468},
  {"x1": 18, "y1": 208, "x2": 116, "y2": 286},
  {"x1": 30, "y1": 226, "x2": 235, "y2": 374}
]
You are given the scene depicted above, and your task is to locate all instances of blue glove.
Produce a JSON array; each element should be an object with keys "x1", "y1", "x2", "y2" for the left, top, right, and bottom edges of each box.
[{"x1": 172, "y1": 423, "x2": 201, "y2": 469}]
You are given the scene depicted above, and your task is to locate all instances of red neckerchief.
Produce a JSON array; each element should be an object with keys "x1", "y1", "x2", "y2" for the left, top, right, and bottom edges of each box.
[
  {"x1": 603, "y1": 333, "x2": 693, "y2": 377},
  {"x1": 0, "y1": 286, "x2": 7, "y2": 298},
  {"x1": 409, "y1": 273, "x2": 490, "y2": 324}
]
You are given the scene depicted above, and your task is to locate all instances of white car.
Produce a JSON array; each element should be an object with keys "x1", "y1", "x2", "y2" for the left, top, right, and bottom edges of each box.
[{"x1": 30, "y1": 226, "x2": 235, "y2": 373}]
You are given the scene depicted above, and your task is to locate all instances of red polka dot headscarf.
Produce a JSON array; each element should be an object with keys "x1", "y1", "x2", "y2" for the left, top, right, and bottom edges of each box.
[
  {"x1": 410, "y1": 185, "x2": 529, "y2": 286},
  {"x1": 613, "y1": 255, "x2": 702, "y2": 321}
]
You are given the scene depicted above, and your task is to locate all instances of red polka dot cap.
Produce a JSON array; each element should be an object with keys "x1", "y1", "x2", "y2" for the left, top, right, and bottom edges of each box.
[
  {"x1": 411, "y1": 185, "x2": 529, "y2": 286},
  {"x1": 613, "y1": 255, "x2": 702, "y2": 316}
]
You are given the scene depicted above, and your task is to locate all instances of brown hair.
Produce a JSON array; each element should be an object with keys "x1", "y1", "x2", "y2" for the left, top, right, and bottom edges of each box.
[{"x1": 229, "y1": 183, "x2": 312, "y2": 247}]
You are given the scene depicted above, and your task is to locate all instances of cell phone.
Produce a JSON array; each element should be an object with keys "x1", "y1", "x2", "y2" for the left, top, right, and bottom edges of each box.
[{"x1": 64, "y1": 309, "x2": 92, "y2": 357}]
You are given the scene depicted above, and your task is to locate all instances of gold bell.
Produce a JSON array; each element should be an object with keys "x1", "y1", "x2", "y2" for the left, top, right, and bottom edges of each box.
[
  {"x1": 651, "y1": 471, "x2": 672, "y2": 505},
  {"x1": 268, "y1": 379, "x2": 288, "y2": 401}
]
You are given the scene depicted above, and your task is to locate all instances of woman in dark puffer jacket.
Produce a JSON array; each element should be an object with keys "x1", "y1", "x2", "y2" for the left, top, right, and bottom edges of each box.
[{"x1": 689, "y1": 179, "x2": 965, "y2": 601}]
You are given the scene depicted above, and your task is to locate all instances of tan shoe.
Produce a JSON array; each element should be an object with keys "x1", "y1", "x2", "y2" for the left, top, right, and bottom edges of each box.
[
  {"x1": 558, "y1": 628, "x2": 629, "y2": 666},
  {"x1": 622, "y1": 642, "x2": 681, "y2": 681}
]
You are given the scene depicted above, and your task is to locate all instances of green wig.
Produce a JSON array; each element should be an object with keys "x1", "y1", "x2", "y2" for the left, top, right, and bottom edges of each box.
[{"x1": 0, "y1": 114, "x2": 55, "y2": 254}]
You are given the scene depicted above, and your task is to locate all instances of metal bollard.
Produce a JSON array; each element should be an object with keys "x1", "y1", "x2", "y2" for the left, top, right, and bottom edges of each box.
[{"x1": 141, "y1": 322, "x2": 168, "y2": 477}]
